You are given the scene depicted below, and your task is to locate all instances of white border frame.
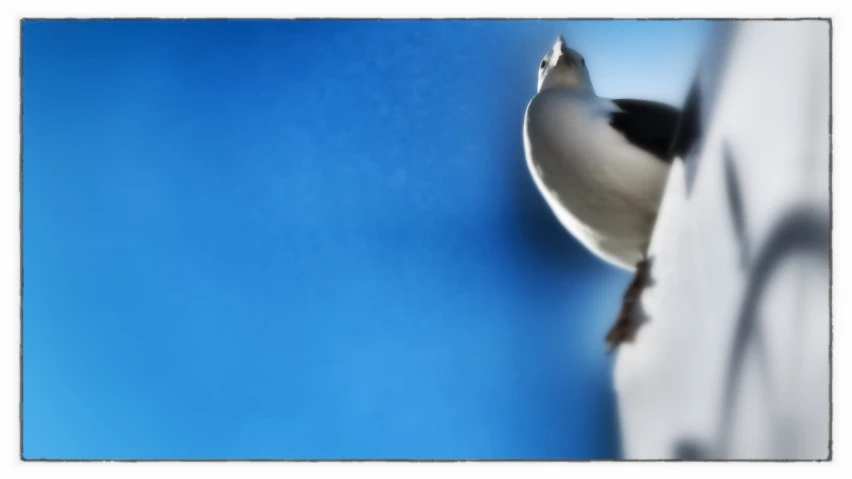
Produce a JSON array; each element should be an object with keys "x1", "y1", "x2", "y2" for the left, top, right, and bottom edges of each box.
[{"x1": 3, "y1": 1, "x2": 847, "y2": 478}]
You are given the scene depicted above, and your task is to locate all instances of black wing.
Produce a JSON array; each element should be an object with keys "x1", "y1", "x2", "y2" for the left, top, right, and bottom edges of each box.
[{"x1": 609, "y1": 99, "x2": 682, "y2": 163}]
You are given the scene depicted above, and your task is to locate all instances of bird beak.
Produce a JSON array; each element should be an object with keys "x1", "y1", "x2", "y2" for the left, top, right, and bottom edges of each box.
[
  {"x1": 555, "y1": 35, "x2": 570, "y2": 52},
  {"x1": 553, "y1": 35, "x2": 575, "y2": 66}
]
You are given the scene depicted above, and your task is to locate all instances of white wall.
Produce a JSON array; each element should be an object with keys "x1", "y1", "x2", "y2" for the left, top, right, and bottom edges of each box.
[{"x1": 613, "y1": 20, "x2": 831, "y2": 460}]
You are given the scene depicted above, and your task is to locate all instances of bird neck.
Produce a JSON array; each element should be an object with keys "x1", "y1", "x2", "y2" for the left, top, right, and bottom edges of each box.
[
  {"x1": 537, "y1": 84, "x2": 597, "y2": 99},
  {"x1": 535, "y1": 87, "x2": 598, "y2": 107}
]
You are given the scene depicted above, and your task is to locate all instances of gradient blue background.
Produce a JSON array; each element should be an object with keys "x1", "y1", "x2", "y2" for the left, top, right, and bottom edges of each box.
[{"x1": 22, "y1": 20, "x2": 708, "y2": 460}]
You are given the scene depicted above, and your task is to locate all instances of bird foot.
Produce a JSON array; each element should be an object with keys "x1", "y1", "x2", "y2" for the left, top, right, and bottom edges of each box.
[{"x1": 606, "y1": 258, "x2": 649, "y2": 353}]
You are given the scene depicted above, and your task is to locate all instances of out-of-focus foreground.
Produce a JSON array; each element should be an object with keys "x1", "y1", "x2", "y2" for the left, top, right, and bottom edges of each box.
[{"x1": 614, "y1": 20, "x2": 830, "y2": 460}]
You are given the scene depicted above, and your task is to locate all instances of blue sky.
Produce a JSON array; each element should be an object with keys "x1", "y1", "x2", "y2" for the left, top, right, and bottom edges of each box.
[{"x1": 22, "y1": 19, "x2": 709, "y2": 460}]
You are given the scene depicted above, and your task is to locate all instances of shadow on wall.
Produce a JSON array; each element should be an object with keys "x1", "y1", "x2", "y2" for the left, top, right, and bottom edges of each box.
[{"x1": 674, "y1": 145, "x2": 830, "y2": 460}]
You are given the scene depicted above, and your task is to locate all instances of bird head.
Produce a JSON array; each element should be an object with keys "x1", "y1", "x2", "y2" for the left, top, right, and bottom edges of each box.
[{"x1": 537, "y1": 36, "x2": 595, "y2": 95}]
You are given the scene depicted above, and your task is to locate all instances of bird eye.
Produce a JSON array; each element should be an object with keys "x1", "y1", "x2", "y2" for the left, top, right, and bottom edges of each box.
[{"x1": 540, "y1": 59, "x2": 547, "y2": 69}]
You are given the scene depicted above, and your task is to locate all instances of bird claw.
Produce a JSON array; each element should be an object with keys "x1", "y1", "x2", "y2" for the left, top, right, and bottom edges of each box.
[
  {"x1": 606, "y1": 316, "x2": 637, "y2": 353},
  {"x1": 606, "y1": 258, "x2": 649, "y2": 352}
]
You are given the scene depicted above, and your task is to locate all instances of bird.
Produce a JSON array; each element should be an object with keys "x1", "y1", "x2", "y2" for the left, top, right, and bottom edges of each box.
[{"x1": 522, "y1": 36, "x2": 682, "y2": 351}]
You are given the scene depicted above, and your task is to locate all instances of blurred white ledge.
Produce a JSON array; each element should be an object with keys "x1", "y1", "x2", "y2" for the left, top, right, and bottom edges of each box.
[{"x1": 613, "y1": 20, "x2": 831, "y2": 460}]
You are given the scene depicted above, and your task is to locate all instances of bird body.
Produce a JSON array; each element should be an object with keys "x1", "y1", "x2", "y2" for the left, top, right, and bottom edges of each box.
[
  {"x1": 523, "y1": 36, "x2": 682, "y2": 348},
  {"x1": 523, "y1": 37, "x2": 679, "y2": 272},
  {"x1": 524, "y1": 90, "x2": 670, "y2": 270}
]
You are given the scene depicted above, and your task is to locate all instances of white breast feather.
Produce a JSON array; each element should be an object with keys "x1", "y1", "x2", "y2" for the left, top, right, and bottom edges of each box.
[{"x1": 523, "y1": 92, "x2": 671, "y2": 270}]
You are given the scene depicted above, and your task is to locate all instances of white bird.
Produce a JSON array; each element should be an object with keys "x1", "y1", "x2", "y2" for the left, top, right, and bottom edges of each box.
[{"x1": 523, "y1": 36, "x2": 682, "y2": 351}]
